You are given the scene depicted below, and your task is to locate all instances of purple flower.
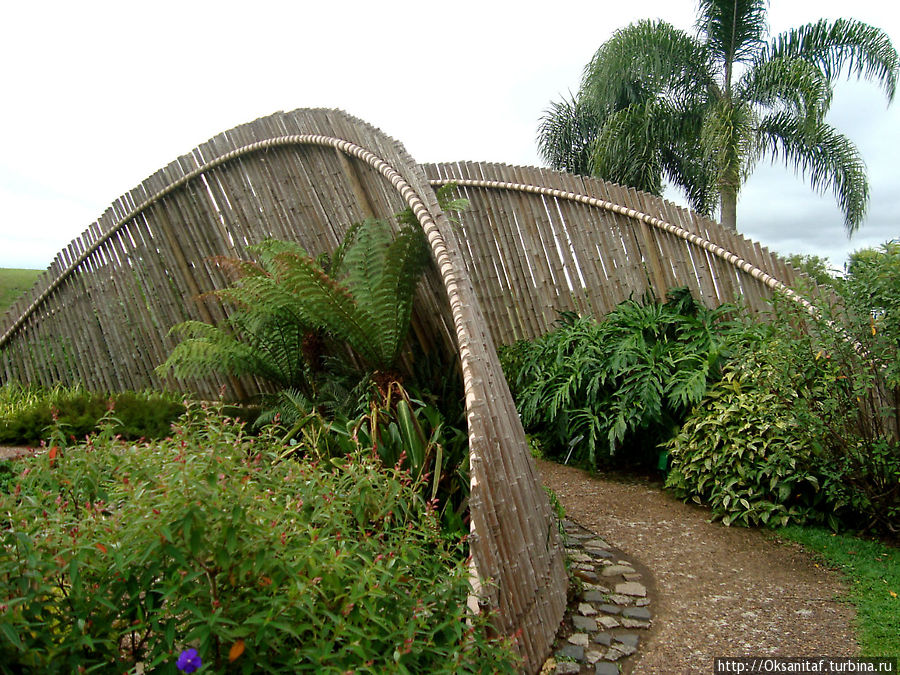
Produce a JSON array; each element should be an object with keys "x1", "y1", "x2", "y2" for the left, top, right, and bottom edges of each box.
[{"x1": 176, "y1": 648, "x2": 202, "y2": 673}]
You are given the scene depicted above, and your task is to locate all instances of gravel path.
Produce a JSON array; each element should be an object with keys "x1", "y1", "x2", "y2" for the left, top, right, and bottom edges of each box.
[
  {"x1": 0, "y1": 446, "x2": 38, "y2": 460},
  {"x1": 537, "y1": 459, "x2": 857, "y2": 675}
]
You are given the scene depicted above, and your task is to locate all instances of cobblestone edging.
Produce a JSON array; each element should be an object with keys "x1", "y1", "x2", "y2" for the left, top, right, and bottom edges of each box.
[{"x1": 542, "y1": 520, "x2": 654, "y2": 675}]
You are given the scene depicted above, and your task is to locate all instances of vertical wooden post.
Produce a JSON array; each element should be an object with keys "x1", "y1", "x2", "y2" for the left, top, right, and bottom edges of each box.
[
  {"x1": 153, "y1": 203, "x2": 249, "y2": 401},
  {"x1": 634, "y1": 215, "x2": 669, "y2": 301},
  {"x1": 335, "y1": 148, "x2": 378, "y2": 220}
]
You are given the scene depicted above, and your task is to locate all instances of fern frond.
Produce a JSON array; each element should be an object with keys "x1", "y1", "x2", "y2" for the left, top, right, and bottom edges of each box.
[
  {"x1": 268, "y1": 250, "x2": 377, "y2": 366},
  {"x1": 340, "y1": 220, "x2": 431, "y2": 370},
  {"x1": 158, "y1": 320, "x2": 285, "y2": 386}
]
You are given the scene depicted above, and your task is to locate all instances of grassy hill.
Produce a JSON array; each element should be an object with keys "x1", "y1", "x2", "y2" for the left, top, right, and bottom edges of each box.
[{"x1": 0, "y1": 268, "x2": 43, "y2": 315}]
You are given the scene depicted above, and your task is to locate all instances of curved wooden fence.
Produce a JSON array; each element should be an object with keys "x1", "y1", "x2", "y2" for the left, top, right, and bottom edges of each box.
[
  {"x1": 0, "y1": 108, "x2": 825, "y2": 672},
  {"x1": 423, "y1": 161, "x2": 822, "y2": 345},
  {"x1": 0, "y1": 109, "x2": 567, "y2": 673}
]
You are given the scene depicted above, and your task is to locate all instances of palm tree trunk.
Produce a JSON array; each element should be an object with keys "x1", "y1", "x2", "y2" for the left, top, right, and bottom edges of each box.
[{"x1": 719, "y1": 189, "x2": 738, "y2": 232}]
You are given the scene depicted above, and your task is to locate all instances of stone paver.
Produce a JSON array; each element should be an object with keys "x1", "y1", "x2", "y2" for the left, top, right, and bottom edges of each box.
[{"x1": 544, "y1": 521, "x2": 654, "y2": 674}]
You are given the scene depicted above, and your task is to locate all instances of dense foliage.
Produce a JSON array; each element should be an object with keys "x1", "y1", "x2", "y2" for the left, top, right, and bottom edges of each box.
[
  {"x1": 0, "y1": 384, "x2": 184, "y2": 446},
  {"x1": 0, "y1": 404, "x2": 518, "y2": 673},
  {"x1": 268, "y1": 377, "x2": 472, "y2": 534},
  {"x1": 158, "y1": 216, "x2": 432, "y2": 402},
  {"x1": 842, "y1": 241, "x2": 900, "y2": 387},
  {"x1": 500, "y1": 288, "x2": 734, "y2": 468},
  {"x1": 667, "y1": 246, "x2": 900, "y2": 534},
  {"x1": 156, "y1": 187, "x2": 473, "y2": 523},
  {"x1": 665, "y1": 370, "x2": 829, "y2": 527}
]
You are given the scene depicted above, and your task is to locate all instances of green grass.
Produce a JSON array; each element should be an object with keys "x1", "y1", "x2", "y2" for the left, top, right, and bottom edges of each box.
[
  {"x1": 0, "y1": 268, "x2": 42, "y2": 314},
  {"x1": 776, "y1": 526, "x2": 900, "y2": 656}
]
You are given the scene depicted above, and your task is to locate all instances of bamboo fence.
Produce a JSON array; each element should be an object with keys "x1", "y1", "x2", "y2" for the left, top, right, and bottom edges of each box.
[
  {"x1": 0, "y1": 109, "x2": 829, "y2": 672},
  {"x1": 0, "y1": 109, "x2": 567, "y2": 673},
  {"x1": 422, "y1": 162, "x2": 826, "y2": 346}
]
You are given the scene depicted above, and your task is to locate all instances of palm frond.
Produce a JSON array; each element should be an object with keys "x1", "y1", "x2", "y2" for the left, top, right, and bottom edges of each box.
[
  {"x1": 702, "y1": 97, "x2": 756, "y2": 190},
  {"x1": 756, "y1": 112, "x2": 869, "y2": 234},
  {"x1": 537, "y1": 95, "x2": 603, "y2": 174},
  {"x1": 738, "y1": 56, "x2": 833, "y2": 123},
  {"x1": 660, "y1": 140, "x2": 719, "y2": 216},
  {"x1": 591, "y1": 103, "x2": 665, "y2": 196},
  {"x1": 764, "y1": 18, "x2": 899, "y2": 100},
  {"x1": 655, "y1": 101, "x2": 719, "y2": 214},
  {"x1": 697, "y1": 0, "x2": 768, "y2": 65},
  {"x1": 582, "y1": 19, "x2": 713, "y2": 108}
]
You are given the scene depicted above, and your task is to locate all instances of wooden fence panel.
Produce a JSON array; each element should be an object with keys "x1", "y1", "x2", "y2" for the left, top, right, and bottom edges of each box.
[{"x1": 423, "y1": 162, "x2": 828, "y2": 345}]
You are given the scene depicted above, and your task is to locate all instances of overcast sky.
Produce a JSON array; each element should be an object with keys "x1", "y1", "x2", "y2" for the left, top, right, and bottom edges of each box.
[{"x1": 1, "y1": 1, "x2": 898, "y2": 274}]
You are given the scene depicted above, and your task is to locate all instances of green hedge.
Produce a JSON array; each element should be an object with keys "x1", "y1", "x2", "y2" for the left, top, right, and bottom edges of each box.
[{"x1": 0, "y1": 384, "x2": 185, "y2": 446}]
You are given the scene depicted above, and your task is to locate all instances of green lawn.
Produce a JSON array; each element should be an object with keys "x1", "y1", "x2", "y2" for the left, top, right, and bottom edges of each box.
[
  {"x1": 776, "y1": 526, "x2": 900, "y2": 656},
  {"x1": 0, "y1": 268, "x2": 42, "y2": 314}
]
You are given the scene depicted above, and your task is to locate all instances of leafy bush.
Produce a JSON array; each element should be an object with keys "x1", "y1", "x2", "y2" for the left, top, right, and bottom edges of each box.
[
  {"x1": 0, "y1": 383, "x2": 184, "y2": 446},
  {"x1": 0, "y1": 404, "x2": 518, "y2": 673},
  {"x1": 268, "y1": 382, "x2": 472, "y2": 536},
  {"x1": 157, "y1": 188, "x2": 478, "y2": 529},
  {"x1": 665, "y1": 371, "x2": 828, "y2": 527},
  {"x1": 667, "y1": 280, "x2": 900, "y2": 534},
  {"x1": 0, "y1": 463, "x2": 15, "y2": 494},
  {"x1": 842, "y1": 240, "x2": 900, "y2": 386},
  {"x1": 500, "y1": 288, "x2": 734, "y2": 468}
]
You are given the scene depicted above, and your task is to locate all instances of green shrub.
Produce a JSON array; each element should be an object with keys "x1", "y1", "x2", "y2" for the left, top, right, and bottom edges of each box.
[
  {"x1": 269, "y1": 384, "x2": 472, "y2": 536},
  {"x1": 0, "y1": 462, "x2": 15, "y2": 494},
  {"x1": 665, "y1": 372, "x2": 828, "y2": 527},
  {"x1": 500, "y1": 288, "x2": 734, "y2": 468},
  {"x1": 0, "y1": 404, "x2": 517, "y2": 673},
  {"x1": 842, "y1": 240, "x2": 900, "y2": 387},
  {"x1": 0, "y1": 384, "x2": 184, "y2": 446},
  {"x1": 667, "y1": 283, "x2": 900, "y2": 534}
]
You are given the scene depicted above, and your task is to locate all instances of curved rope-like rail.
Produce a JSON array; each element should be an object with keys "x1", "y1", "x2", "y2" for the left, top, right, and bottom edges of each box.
[
  {"x1": 3, "y1": 156, "x2": 820, "y2": 349},
  {"x1": 1, "y1": 134, "x2": 464, "y2": 351},
  {"x1": 427, "y1": 176, "x2": 820, "y2": 318}
]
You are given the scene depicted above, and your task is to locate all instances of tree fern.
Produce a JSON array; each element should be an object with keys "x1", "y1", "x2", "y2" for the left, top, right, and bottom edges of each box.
[
  {"x1": 158, "y1": 183, "x2": 479, "y2": 403},
  {"x1": 159, "y1": 215, "x2": 434, "y2": 400}
]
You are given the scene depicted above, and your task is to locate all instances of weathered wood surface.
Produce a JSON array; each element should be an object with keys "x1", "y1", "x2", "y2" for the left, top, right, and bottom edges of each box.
[{"x1": 421, "y1": 162, "x2": 824, "y2": 345}]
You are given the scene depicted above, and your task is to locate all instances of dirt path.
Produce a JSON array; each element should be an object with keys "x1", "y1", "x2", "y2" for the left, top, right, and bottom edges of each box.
[{"x1": 537, "y1": 459, "x2": 857, "y2": 674}]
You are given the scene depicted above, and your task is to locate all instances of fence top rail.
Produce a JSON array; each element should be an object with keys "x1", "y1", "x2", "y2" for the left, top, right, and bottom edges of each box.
[
  {"x1": 0, "y1": 133, "x2": 412, "y2": 349},
  {"x1": 425, "y1": 173, "x2": 821, "y2": 320}
]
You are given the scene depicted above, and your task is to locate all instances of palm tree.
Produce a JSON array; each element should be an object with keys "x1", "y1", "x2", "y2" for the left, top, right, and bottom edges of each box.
[{"x1": 538, "y1": 0, "x2": 898, "y2": 233}]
